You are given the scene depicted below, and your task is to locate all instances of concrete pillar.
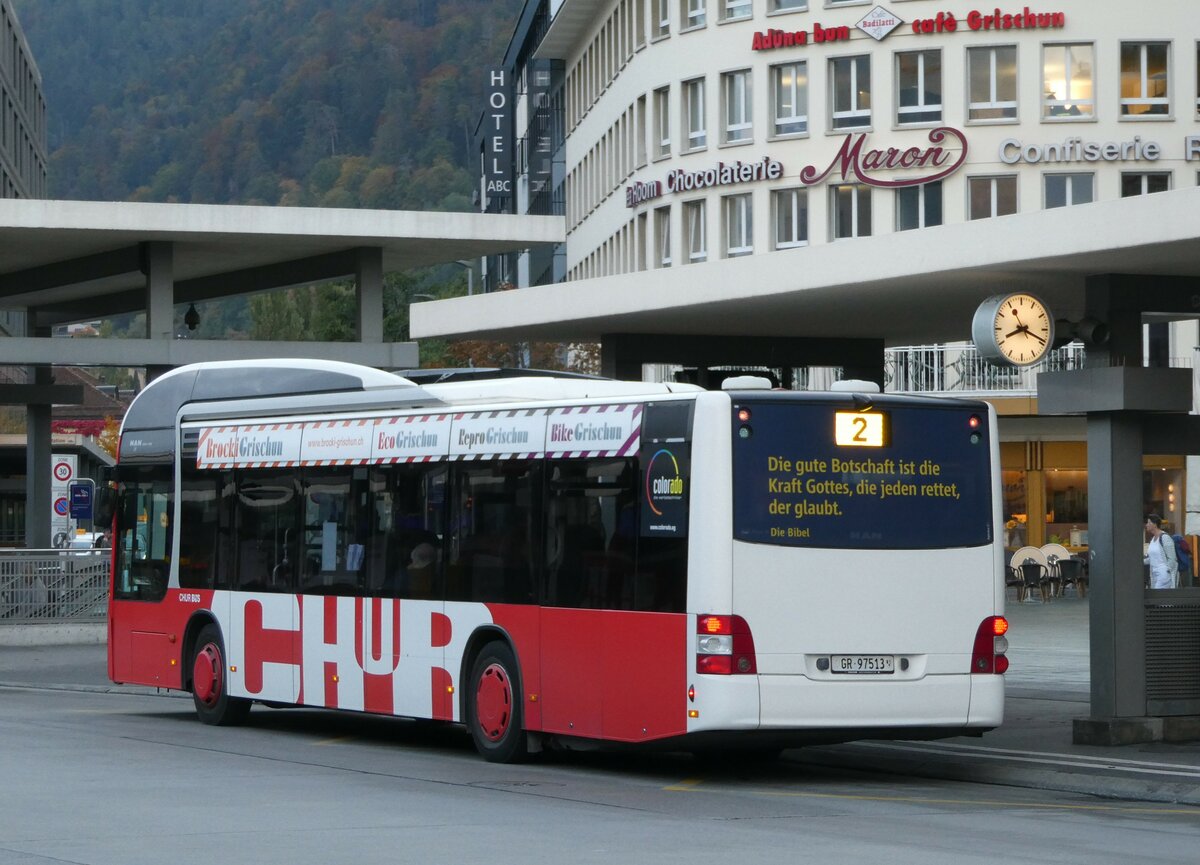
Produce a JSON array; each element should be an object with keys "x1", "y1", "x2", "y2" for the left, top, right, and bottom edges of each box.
[
  {"x1": 143, "y1": 241, "x2": 175, "y2": 340},
  {"x1": 1084, "y1": 412, "x2": 1147, "y2": 719},
  {"x1": 24, "y1": 318, "x2": 51, "y2": 548},
  {"x1": 355, "y1": 247, "x2": 384, "y2": 343}
]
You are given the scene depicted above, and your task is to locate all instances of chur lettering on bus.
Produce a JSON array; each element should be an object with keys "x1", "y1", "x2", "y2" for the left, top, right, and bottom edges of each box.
[{"x1": 223, "y1": 592, "x2": 495, "y2": 721}]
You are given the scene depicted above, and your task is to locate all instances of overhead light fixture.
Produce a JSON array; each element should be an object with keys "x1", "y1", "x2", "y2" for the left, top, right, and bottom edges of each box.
[{"x1": 184, "y1": 303, "x2": 200, "y2": 331}]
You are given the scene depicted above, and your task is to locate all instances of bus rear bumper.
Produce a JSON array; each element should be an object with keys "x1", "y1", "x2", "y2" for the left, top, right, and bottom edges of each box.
[{"x1": 752, "y1": 673, "x2": 999, "y2": 730}]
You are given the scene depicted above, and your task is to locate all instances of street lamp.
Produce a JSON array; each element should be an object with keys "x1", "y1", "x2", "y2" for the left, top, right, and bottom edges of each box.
[{"x1": 453, "y1": 259, "x2": 476, "y2": 296}]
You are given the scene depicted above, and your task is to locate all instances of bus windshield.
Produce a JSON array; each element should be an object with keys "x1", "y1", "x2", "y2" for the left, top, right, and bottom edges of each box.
[{"x1": 731, "y1": 398, "x2": 993, "y2": 549}]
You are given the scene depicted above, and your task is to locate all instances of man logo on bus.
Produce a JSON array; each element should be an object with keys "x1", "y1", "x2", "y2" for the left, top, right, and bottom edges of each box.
[{"x1": 645, "y1": 448, "x2": 685, "y2": 515}]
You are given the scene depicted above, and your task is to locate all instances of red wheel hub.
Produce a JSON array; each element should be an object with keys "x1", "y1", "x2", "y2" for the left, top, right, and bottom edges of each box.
[
  {"x1": 475, "y1": 663, "x2": 512, "y2": 742},
  {"x1": 193, "y1": 643, "x2": 222, "y2": 707}
]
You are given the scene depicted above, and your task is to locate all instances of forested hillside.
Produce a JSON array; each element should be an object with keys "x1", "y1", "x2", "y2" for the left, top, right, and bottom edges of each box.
[
  {"x1": 14, "y1": 0, "x2": 521, "y2": 209},
  {"x1": 10, "y1": 0, "x2": 577, "y2": 372}
]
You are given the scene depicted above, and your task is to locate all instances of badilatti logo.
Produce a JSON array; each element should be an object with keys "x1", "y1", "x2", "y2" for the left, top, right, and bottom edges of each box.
[{"x1": 857, "y1": 6, "x2": 902, "y2": 41}]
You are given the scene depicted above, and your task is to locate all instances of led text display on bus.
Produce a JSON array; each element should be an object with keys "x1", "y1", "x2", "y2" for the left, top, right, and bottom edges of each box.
[{"x1": 732, "y1": 401, "x2": 992, "y2": 549}]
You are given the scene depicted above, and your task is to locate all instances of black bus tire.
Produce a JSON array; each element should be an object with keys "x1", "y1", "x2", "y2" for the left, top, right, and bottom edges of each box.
[
  {"x1": 467, "y1": 641, "x2": 528, "y2": 763},
  {"x1": 191, "y1": 624, "x2": 251, "y2": 726}
]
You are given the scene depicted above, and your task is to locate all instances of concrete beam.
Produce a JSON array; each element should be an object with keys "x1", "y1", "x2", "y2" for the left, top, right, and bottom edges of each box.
[
  {"x1": 176, "y1": 249, "x2": 364, "y2": 303},
  {"x1": 0, "y1": 384, "x2": 84, "y2": 405},
  {"x1": 1037, "y1": 367, "x2": 1194, "y2": 414},
  {"x1": 0, "y1": 338, "x2": 419, "y2": 369},
  {"x1": 0, "y1": 245, "x2": 141, "y2": 298}
]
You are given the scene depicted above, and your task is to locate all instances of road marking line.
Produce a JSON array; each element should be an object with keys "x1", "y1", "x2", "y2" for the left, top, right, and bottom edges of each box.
[
  {"x1": 663, "y1": 780, "x2": 1200, "y2": 816},
  {"x1": 851, "y1": 741, "x2": 1200, "y2": 779}
]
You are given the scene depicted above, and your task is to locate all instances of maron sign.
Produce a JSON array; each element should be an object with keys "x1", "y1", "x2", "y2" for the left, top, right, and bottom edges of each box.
[{"x1": 800, "y1": 127, "x2": 968, "y2": 188}]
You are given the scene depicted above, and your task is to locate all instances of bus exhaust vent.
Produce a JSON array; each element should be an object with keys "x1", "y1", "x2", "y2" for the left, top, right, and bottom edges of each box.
[{"x1": 181, "y1": 429, "x2": 199, "y2": 463}]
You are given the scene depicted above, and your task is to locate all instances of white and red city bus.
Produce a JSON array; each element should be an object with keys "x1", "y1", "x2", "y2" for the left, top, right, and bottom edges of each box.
[{"x1": 108, "y1": 360, "x2": 1007, "y2": 761}]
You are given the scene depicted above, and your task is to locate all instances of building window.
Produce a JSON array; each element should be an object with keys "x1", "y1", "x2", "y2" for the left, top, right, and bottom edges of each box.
[
  {"x1": 897, "y1": 50, "x2": 942, "y2": 125},
  {"x1": 968, "y1": 176, "x2": 1017, "y2": 219},
  {"x1": 724, "y1": 193, "x2": 753, "y2": 257},
  {"x1": 773, "y1": 188, "x2": 808, "y2": 249},
  {"x1": 771, "y1": 0, "x2": 806, "y2": 10},
  {"x1": 1042, "y1": 44, "x2": 1094, "y2": 119},
  {"x1": 653, "y1": 0, "x2": 670, "y2": 38},
  {"x1": 684, "y1": 199, "x2": 707, "y2": 262},
  {"x1": 683, "y1": 0, "x2": 706, "y2": 30},
  {"x1": 1120, "y1": 42, "x2": 1170, "y2": 117},
  {"x1": 684, "y1": 77, "x2": 706, "y2": 150},
  {"x1": 771, "y1": 62, "x2": 808, "y2": 136},
  {"x1": 722, "y1": 0, "x2": 751, "y2": 21},
  {"x1": 830, "y1": 55, "x2": 871, "y2": 130},
  {"x1": 654, "y1": 206, "x2": 672, "y2": 267},
  {"x1": 722, "y1": 69, "x2": 752, "y2": 143},
  {"x1": 831, "y1": 184, "x2": 871, "y2": 240},
  {"x1": 1044, "y1": 173, "x2": 1094, "y2": 208},
  {"x1": 896, "y1": 181, "x2": 942, "y2": 231},
  {"x1": 654, "y1": 87, "x2": 671, "y2": 158},
  {"x1": 1121, "y1": 172, "x2": 1171, "y2": 196},
  {"x1": 968, "y1": 45, "x2": 1017, "y2": 122}
]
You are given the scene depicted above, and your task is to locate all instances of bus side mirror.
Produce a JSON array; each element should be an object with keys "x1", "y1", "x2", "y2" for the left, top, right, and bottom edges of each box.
[{"x1": 94, "y1": 483, "x2": 116, "y2": 527}]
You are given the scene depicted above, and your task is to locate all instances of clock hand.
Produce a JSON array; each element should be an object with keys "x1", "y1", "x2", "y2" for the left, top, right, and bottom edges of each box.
[{"x1": 1026, "y1": 330, "x2": 1046, "y2": 345}]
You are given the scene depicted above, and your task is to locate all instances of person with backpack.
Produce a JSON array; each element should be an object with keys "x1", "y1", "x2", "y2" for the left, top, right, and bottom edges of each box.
[
  {"x1": 1145, "y1": 513, "x2": 1178, "y2": 589},
  {"x1": 1171, "y1": 532, "x2": 1193, "y2": 586}
]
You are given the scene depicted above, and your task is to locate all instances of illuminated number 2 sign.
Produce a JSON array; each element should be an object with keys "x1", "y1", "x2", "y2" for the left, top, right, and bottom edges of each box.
[{"x1": 834, "y1": 412, "x2": 889, "y2": 448}]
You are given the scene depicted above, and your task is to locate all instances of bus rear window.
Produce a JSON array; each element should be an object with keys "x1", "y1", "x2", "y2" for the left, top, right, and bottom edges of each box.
[{"x1": 732, "y1": 400, "x2": 992, "y2": 549}]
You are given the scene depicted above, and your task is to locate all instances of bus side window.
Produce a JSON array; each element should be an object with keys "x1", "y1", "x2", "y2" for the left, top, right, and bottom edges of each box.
[
  {"x1": 545, "y1": 459, "x2": 637, "y2": 611},
  {"x1": 233, "y1": 471, "x2": 300, "y2": 593},
  {"x1": 179, "y1": 469, "x2": 224, "y2": 590},
  {"x1": 114, "y1": 466, "x2": 173, "y2": 602},
  {"x1": 449, "y1": 461, "x2": 538, "y2": 605}
]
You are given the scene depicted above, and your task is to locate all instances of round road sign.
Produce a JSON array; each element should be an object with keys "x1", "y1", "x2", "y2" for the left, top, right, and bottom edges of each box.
[{"x1": 53, "y1": 461, "x2": 73, "y2": 482}]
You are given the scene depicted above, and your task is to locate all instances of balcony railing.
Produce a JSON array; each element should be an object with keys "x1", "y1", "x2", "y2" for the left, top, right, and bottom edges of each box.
[{"x1": 884, "y1": 342, "x2": 1088, "y2": 395}]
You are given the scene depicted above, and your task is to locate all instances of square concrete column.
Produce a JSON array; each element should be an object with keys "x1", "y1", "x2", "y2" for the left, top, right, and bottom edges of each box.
[
  {"x1": 355, "y1": 247, "x2": 384, "y2": 343},
  {"x1": 142, "y1": 241, "x2": 175, "y2": 340},
  {"x1": 1085, "y1": 412, "x2": 1147, "y2": 719}
]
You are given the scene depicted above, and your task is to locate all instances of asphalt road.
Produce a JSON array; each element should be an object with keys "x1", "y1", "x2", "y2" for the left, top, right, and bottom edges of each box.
[{"x1": 2, "y1": 683, "x2": 1198, "y2": 865}]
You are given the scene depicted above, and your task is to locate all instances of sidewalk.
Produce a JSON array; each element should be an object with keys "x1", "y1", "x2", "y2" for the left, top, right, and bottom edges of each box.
[
  {"x1": 795, "y1": 597, "x2": 1200, "y2": 805},
  {"x1": 3, "y1": 599, "x2": 1200, "y2": 804}
]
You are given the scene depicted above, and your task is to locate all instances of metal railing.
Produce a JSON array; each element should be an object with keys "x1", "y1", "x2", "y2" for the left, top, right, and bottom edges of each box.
[
  {"x1": 884, "y1": 342, "x2": 1088, "y2": 395},
  {"x1": 0, "y1": 549, "x2": 109, "y2": 623}
]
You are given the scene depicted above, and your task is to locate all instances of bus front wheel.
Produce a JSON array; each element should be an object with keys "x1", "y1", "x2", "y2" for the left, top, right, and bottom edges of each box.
[
  {"x1": 467, "y1": 641, "x2": 528, "y2": 763},
  {"x1": 191, "y1": 624, "x2": 251, "y2": 726}
]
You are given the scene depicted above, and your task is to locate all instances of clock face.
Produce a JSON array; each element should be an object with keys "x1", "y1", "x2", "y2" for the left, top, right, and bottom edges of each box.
[
  {"x1": 970, "y1": 292, "x2": 1055, "y2": 367},
  {"x1": 992, "y1": 294, "x2": 1052, "y2": 365}
]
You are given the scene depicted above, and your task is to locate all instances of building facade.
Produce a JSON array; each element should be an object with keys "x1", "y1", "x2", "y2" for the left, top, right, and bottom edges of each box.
[
  {"x1": 476, "y1": 0, "x2": 1200, "y2": 558},
  {"x1": 0, "y1": 0, "x2": 46, "y2": 200}
]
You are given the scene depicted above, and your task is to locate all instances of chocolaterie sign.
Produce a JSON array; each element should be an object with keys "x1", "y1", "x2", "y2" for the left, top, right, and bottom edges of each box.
[{"x1": 625, "y1": 128, "x2": 967, "y2": 207}]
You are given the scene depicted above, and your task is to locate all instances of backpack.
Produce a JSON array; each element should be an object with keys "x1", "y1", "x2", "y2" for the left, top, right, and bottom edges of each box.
[{"x1": 1171, "y1": 534, "x2": 1192, "y2": 579}]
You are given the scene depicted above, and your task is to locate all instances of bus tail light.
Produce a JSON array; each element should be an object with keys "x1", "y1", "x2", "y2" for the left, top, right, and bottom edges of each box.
[
  {"x1": 971, "y1": 616, "x2": 1009, "y2": 674},
  {"x1": 696, "y1": 615, "x2": 757, "y2": 675}
]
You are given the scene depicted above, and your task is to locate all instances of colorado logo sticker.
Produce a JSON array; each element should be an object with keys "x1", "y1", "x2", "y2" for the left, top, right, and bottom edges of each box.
[{"x1": 642, "y1": 446, "x2": 689, "y2": 537}]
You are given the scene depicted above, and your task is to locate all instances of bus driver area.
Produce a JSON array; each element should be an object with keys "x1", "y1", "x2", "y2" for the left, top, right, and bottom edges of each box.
[{"x1": 108, "y1": 360, "x2": 1007, "y2": 761}]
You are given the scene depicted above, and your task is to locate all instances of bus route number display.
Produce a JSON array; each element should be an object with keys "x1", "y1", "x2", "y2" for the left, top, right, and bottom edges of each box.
[{"x1": 834, "y1": 411, "x2": 888, "y2": 448}]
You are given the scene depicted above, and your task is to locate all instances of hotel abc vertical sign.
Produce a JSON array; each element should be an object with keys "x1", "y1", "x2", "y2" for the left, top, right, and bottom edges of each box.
[{"x1": 484, "y1": 68, "x2": 513, "y2": 199}]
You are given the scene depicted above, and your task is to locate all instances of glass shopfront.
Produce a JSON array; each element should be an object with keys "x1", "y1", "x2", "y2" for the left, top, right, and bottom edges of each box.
[{"x1": 1000, "y1": 441, "x2": 1187, "y2": 559}]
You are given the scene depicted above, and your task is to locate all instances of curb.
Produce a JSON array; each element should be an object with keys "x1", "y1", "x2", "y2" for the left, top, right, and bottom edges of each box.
[
  {"x1": 0, "y1": 680, "x2": 177, "y2": 698},
  {"x1": 0, "y1": 623, "x2": 107, "y2": 647},
  {"x1": 788, "y1": 742, "x2": 1200, "y2": 806}
]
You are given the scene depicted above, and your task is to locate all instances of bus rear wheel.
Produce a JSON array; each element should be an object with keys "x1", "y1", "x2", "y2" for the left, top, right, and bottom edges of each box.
[
  {"x1": 467, "y1": 641, "x2": 528, "y2": 763},
  {"x1": 191, "y1": 624, "x2": 251, "y2": 726}
]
